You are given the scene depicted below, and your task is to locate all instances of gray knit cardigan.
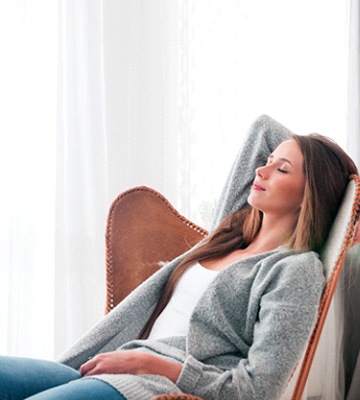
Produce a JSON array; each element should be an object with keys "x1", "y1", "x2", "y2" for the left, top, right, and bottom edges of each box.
[{"x1": 58, "y1": 115, "x2": 326, "y2": 400}]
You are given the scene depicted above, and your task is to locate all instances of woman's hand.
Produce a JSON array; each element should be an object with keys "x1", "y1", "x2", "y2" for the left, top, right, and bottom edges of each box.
[{"x1": 80, "y1": 350, "x2": 182, "y2": 383}]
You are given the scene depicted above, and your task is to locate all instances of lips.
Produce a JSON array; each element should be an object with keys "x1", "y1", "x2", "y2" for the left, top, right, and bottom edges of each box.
[{"x1": 252, "y1": 182, "x2": 266, "y2": 191}]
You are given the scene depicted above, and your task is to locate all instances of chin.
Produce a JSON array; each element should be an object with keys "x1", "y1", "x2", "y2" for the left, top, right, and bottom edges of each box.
[{"x1": 247, "y1": 196, "x2": 262, "y2": 211}]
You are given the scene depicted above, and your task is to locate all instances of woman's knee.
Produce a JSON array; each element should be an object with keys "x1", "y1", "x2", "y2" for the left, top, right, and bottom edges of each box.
[
  {"x1": 26, "y1": 378, "x2": 125, "y2": 400},
  {"x1": 0, "y1": 356, "x2": 81, "y2": 400}
]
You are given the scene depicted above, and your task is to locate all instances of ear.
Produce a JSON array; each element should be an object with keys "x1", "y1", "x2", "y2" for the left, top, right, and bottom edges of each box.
[{"x1": 350, "y1": 221, "x2": 360, "y2": 248}]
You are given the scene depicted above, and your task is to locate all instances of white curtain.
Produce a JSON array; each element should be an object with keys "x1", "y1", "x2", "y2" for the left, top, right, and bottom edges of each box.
[
  {"x1": 347, "y1": 0, "x2": 360, "y2": 167},
  {"x1": 54, "y1": 0, "x2": 185, "y2": 356},
  {"x1": 0, "y1": 1, "x2": 57, "y2": 359},
  {"x1": 101, "y1": 1, "x2": 182, "y2": 203},
  {"x1": 178, "y1": 0, "x2": 348, "y2": 230},
  {"x1": 54, "y1": 0, "x2": 109, "y2": 357}
]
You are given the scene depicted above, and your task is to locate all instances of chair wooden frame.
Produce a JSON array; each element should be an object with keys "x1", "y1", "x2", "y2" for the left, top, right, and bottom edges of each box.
[{"x1": 104, "y1": 176, "x2": 360, "y2": 400}]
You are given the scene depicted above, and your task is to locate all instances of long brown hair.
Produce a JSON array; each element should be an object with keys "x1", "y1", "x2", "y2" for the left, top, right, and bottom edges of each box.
[{"x1": 139, "y1": 133, "x2": 358, "y2": 339}]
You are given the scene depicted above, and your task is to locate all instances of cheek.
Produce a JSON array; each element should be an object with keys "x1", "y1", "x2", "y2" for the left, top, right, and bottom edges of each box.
[
  {"x1": 287, "y1": 182, "x2": 305, "y2": 206},
  {"x1": 274, "y1": 178, "x2": 304, "y2": 205}
]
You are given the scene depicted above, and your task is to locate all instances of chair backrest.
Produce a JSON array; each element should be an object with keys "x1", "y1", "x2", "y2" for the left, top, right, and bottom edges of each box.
[
  {"x1": 105, "y1": 186, "x2": 208, "y2": 313},
  {"x1": 290, "y1": 174, "x2": 360, "y2": 399}
]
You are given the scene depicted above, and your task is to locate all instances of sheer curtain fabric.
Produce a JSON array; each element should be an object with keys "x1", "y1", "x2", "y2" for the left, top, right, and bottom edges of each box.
[{"x1": 0, "y1": 0, "x2": 57, "y2": 360}]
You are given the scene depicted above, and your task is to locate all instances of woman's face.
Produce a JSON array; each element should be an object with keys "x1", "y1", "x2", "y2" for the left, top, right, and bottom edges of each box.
[{"x1": 248, "y1": 139, "x2": 305, "y2": 217}]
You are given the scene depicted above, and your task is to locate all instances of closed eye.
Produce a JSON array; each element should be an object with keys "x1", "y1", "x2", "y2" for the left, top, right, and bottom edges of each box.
[{"x1": 267, "y1": 155, "x2": 290, "y2": 173}]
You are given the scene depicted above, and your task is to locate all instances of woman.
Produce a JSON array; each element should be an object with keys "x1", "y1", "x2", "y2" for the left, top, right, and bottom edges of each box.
[{"x1": 1, "y1": 115, "x2": 358, "y2": 400}]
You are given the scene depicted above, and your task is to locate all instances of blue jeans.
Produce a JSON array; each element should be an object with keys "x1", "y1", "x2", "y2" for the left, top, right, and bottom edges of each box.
[{"x1": 0, "y1": 356, "x2": 126, "y2": 400}]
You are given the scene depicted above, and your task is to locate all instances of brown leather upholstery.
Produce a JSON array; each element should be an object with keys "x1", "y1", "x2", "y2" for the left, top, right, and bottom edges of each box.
[{"x1": 105, "y1": 186, "x2": 208, "y2": 313}]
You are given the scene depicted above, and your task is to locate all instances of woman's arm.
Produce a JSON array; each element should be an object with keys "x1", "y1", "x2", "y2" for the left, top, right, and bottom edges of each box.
[
  {"x1": 211, "y1": 115, "x2": 292, "y2": 229},
  {"x1": 80, "y1": 350, "x2": 182, "y2": 383},
  {"x1": 57, "y1": 256, "x2": 183, "y2": 369}
]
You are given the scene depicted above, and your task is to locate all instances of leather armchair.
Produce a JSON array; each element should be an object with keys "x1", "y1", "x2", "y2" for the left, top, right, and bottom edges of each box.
[{"x1": 104, "y1": 178, "x2": 360, "y2": 400}]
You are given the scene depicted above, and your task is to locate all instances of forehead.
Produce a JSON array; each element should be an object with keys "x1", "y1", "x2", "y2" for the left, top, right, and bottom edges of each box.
[{"x1": 272, "y1": 139, "x2": 304, "y2": 167}]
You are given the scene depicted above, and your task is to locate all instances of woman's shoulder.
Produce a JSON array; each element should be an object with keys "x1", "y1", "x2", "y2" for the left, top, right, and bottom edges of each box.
[
  {"x1": 271, "y1": 248, "x2": 325, "y2": 283},
  {"x1": 260, "y1": 246, "x2": 321, "y2": 264},
  {"x1": 284, "y1": 248, "x2": 322, "y2": 265},
  {"x1": 282, "y1": 248, "x2": 321, "y2": 262},
  {"x1": 229, "y1": 247, "x2": 324, "y2": 283}
]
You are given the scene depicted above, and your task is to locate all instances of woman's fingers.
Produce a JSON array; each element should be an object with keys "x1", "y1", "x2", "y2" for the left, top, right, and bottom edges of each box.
[{"x1": 79, "y1": 357, "x2": 97, "y2": 376}]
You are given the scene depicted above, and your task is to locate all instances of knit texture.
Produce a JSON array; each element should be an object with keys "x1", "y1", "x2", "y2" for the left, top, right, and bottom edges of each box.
[{"x1": 58, "y1": 115, "x2": 325, "y2": 400}]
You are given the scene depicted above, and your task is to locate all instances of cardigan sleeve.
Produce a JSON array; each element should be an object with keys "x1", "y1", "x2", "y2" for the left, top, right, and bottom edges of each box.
[
  {"x1": 57, "y1": 255, "x2": 184, "y2": 369},
  {"x1": 211, "y1": 114, "x2": 292, "y2": 230},
  {"x1": 176, "y1": 253, "x2": 325, "y2": 400}
]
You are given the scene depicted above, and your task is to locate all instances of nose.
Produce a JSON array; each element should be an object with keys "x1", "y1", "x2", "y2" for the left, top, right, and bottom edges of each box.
[{"x1": 256, "y1": 165, "x2": 268, "y2": 179}]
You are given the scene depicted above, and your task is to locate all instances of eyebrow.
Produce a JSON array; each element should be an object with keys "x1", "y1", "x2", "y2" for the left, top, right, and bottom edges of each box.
[{"x1": 268, "y1": 154, "x2": 293, "y2": 166}]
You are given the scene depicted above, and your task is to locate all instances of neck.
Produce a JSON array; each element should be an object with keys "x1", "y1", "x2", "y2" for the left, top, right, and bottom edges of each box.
[{"x1": 247, "y1": 212, "x2": 298, "y2": 253}]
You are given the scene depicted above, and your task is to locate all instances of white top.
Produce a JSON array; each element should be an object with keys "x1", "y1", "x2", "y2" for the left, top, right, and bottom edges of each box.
[{"x1": 148, "y1": 262, "x2": 219, "y2": 340}]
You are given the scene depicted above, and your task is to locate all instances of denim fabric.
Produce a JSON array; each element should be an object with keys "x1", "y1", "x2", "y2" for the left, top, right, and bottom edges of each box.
[{"x1": 0, "y1": 356, "x2": 125, "y2": 400}]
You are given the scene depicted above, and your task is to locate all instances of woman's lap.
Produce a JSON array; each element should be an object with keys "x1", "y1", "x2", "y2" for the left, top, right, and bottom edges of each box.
[{"x1": 0, "y1": 356, "x2": 125, "y2": 400}]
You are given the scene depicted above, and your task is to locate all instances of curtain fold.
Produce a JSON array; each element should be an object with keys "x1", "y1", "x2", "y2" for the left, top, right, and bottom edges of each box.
[{"x1": 55, "y1": 0, "x2": 109, "y2": 357}]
